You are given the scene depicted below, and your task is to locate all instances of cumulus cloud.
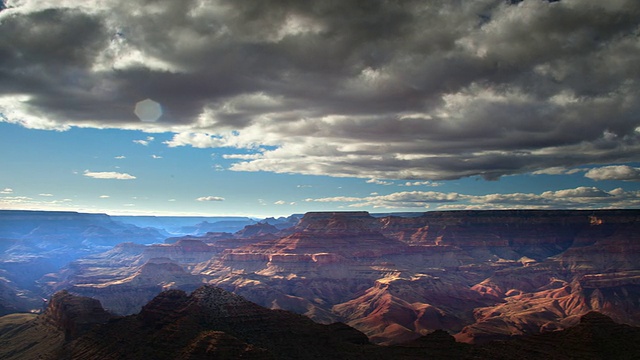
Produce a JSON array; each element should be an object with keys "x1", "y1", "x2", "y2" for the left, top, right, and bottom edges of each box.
[
  {"x1": 196, "y1": 196, "x2": 225, "y2": 202},
  {"x1": 115, "y1": 155, "x2": 126, "y2": 159},
  {"x1": 1, "y1": 1, "x2": 639, "y2": 180},
  {"x1": 38, "y1": 193, "x2": 53, "y2": 197},
  {"x1": 133, "y1": 137, "x2": 154, "y2": 146},
  {"x1": 0, "y1": 188, "x2": 13, "y2": 194},
  {"x1": 585, "y1": 165, "x2": 640, "y2": 181},
  {"x1": 83, "y1": 170, "x2": 136, "y2": 180}
]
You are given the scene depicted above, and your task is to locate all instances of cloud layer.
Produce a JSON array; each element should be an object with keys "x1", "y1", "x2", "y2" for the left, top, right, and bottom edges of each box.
[
  {"x1": 2, "y1": 0, "x2": 640, "y2": 180},
  {"x1": 306, "y1": 186, "x2": 640, "y2": 210},
  {"x1": 585, "y1": 165, "x2": 640, "y2": 182}
]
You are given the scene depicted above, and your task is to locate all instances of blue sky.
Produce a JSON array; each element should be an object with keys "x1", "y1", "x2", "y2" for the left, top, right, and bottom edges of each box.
[
  {"x1": 1, "y1": 1, "x2": 640, "y2": 216},
  {"x1": 2, "y1": 119, "x2": 638, "y2": 216}
]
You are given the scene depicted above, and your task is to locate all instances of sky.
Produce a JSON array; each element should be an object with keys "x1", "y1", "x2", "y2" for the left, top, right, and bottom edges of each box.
[{"x1": 1, "y1": 0, "x2": 640, "y2": 217}]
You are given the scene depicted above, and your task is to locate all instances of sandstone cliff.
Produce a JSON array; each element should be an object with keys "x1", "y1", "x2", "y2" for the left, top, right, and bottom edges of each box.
[{"x1": 36, "y1": 209, "x2": 640, "y2": 345}]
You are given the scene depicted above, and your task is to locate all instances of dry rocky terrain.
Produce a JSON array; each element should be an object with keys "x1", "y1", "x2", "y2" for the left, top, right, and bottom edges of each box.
[{"x1": 39, "y1": 209, "x2": 640, "y2": 345}]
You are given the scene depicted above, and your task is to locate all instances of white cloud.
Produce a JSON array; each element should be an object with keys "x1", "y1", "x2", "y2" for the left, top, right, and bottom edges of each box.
[
  {"x1": 38, "y1": 193, "x2": 54, "y2": 197},
  {"x1": 401, "y1": 181, "x2": 441, "y2": 187},
  {"x1": 115, "y1": 155, "x2": 126, "y2": 159},
  {"x1": 133, "y1": 136, "x2": 155, "y2": 146},
  {"x1": 196, "y1": 196, "x2": 225, "y2": 202},
  {"x1": 151, "y1": 154, "x2": 163, "y2": 159},
  {"x1": 0, "y1": 196, "x2": 32, "y2": 203},
  {"x1": 165, "y1": 133, "x2": 228, "y2": 148},
  {"x1": 99, "y1": 195, "x2": 110, "y2": 198},
  {"x1": 366, "y1": 178, "x2": 394, "y2": 186},
  {"x1": 83, "y1": 170, "x2": 136, "y2": 180},
  {"x1": 542, "y1": 187, "x2": 611, "y2": 199},
  {"x1": 0, "y1": 188, "x2": 13, "y2": 194},
  {"x1": 222, "y1": 153, "x2": 263, "y2": 160},
  {"x1": 585, "y1": 165, "x2": 640, "y2": 181},
  {"x1": 274, "y1": 200, "x2": 286, "y2": 205}
]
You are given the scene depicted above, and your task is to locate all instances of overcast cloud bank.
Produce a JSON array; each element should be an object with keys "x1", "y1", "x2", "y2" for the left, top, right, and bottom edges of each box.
[{"x1": 1, "y1": 0, "x2": 639, "y2": 181}]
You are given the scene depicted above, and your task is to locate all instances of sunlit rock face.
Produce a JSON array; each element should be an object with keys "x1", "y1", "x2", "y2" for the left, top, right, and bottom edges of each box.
[{"x1": 37, "y1": 209, "x2": 640, "y2": 345}]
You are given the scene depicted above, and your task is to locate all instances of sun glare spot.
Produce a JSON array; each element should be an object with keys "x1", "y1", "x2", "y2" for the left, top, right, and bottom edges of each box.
[{"x1": 134, "y1": 99, "x2": 163, "y2": 122}]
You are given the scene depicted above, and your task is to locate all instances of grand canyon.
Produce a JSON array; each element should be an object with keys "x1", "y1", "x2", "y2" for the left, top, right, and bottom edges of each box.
[
  {"x1": 1, "y1": 209, "x2": 640, "y2": 358},
  {"x1": 3, "y1": 0, "x2": 639, "y2": 358}
]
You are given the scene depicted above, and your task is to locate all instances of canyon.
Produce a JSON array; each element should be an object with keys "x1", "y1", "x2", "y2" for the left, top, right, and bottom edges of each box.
[
  {"x1": 20, "y1": 209, "x2": 640, "y2": 346},
  {"x1": 1, "y1": 285, "x2": 639, "y2": 359}
]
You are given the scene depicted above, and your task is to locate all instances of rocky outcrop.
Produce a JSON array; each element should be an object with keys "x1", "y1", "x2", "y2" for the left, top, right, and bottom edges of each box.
[
  {"x1": 334, "y1": 274, "x2": 495, "y2": 344},
  {"x1": 455, "y1": 270, "x2": 640, "y2": 344},
  {"x1": 3, "y1": 289, "x2": 640, "y2": 359},
  {"x1": 43, "y1": 290, "x2": 111, "y2": 340},
  {"x1": 477, "y1": 311, "x2": 640, "y2": 359},
  {"x1": 234, "y1": 222, "x2": 281, "y2": 238},
  {"x1": 68, "y1": 285, "x2": 373, "y2": 359}
]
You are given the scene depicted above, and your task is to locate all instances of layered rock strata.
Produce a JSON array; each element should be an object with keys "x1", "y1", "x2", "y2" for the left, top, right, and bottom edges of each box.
[{"x1": 38, "y1": 210, "x2": 640, "y2": 345}]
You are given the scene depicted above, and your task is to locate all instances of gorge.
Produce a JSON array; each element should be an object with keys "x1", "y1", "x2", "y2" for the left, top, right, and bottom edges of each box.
[{"x1": 5, "y1": 209, "x2": 636, "y2": 346}]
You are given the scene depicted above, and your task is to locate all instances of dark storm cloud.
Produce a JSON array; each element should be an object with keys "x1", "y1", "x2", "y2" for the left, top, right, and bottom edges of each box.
[{"x1": 1, "y1": 0, "x2": 640, "y2": 179}]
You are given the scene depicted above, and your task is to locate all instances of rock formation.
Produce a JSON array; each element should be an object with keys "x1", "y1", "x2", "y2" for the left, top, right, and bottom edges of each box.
[
  {"x1": 29, "y1": 209, "x2": 640, "y2": 345},
  {"x1": 1, "y1": 288, "x2": 640, "y2": 359},
  {"x1": 43, "y1": 290, "x2": 111, "y2": 340}
]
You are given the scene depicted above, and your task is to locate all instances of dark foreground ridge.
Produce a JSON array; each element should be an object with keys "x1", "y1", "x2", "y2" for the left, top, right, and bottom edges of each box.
[{"x1": 1, "y1": 286, "x2": 640, "y2": 359}]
